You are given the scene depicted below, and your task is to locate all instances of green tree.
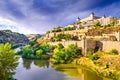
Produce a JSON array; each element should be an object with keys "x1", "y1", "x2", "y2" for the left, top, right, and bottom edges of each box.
[
  {"x1": 52, "y1": 27, "x2": 62, "y2": 32},
  {"x1": 63, "y1": 27, "x2": 74, "y2": 31},
  {"x1": 0, "y1": 43, "x2": 19, "y2": 80},
  {"x1": 40, "y1": 43, "x2": 50, "y2": 54},
  {"x1": 29, "y1": 40, "x2": 36, "y2": 46},
  {"x1": 110, "y1": 18, "x2": 118, "y2": 26},
  {"x1": 22, "y1": 45, "x2": 33, "y2": 58},
  {"x1": 65, "y1": 44, "x2": 80, "y2": 59},
  {"x1": 36, "y1": 49, "x2": 43, "y2": 58},
  {"x1": 52, "y1": 48, "x2": 65, "y2": 64},
  {"x1": 56, "y1": 33, "x2": 71, "y2": 41},
  {"x1": 95, "y1": 21, "x2": 102, "y2": 28},
  {"x1": 51, "y1": 44, "x2": 81, "y2": 64}
]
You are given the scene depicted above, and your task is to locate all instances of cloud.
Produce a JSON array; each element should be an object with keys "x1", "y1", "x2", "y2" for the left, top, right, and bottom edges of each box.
[{"x1": 0, "y1": 0, "x2": 119, "y2": 34}]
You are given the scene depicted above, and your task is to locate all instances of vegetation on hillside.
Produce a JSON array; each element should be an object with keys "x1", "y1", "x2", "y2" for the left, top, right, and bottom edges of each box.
[
  {"x1": 50, "y1": 33, "x2": 79, "y2": 42},
  {"x1": 74, "y1": 50, "x2": 120, "y2": 79},
  {"x1": 86, "y1": 26, "x2": 120, "y2": 36}
]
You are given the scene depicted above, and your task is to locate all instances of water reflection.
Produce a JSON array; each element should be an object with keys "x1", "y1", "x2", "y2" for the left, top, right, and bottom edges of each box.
[
  {"x1": 22, "y1": 58, "x2": 49, "y2": 69},
  {"x1": 52, "y1": 64, "x2": 111, "y2": 80},
  {"x1": 23, "y1": 58, "x2": 32, "y2": 70},
  {"x1": 14, "y1": 58, "x2": 111, "y2": 80},
  {"x1": 34, "y1": 60, "x2": 49, "y2": 68}
]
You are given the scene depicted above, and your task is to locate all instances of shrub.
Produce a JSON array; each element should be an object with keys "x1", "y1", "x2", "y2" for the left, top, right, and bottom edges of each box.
[
  {"x1": 50, "y1": 37, "x2": 55, "y2": 42},
  {"x1": 40, "y1": 43, "x2": 50, "y2": 54},
  {"x1": 22, "y1": 45, "x2": 33, "y2": 58},
  {"x1": 51, "y1": 44, "x2": 81, "y2": 64},
  {"x1": 109, "y1": 49, "x2": 118, "y2": 55},
  {"x1": 109, "y1": 36, "x2": 117, "y2": 41},
  {"x1": 63, "y1": 27, "x2": 74, "y2": 31},
  {"x1": 36, "y1": 49, "x2": 43, "y2": 58}
]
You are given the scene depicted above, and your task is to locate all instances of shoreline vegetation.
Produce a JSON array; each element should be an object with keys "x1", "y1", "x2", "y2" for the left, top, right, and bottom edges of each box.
[
  {"x1": 16, "y1": 39, "x2": 120, "y2": 80},
  {"x1": 0, "y1": 43, "x2": 19, "y2": 80},
  {"x1": 72, "y1": 51, "x2": 120, "y2": 80}
]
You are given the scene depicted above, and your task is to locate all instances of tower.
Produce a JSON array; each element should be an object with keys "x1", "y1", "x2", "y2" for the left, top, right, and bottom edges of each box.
[
  {"x1": 76, "y1": 17, "x2": 81, "y2": 22},
  {"x1": 90, "y1": 12, "x2": 94, "y2": 17},
  {"x1": 90, "y1": 12, "x2": 95, "y2": 20}
]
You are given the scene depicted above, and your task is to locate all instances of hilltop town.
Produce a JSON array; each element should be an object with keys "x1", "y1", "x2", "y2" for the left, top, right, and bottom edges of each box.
[{"x1": 37, "y1": 12, "x2": 120, "y2": 55}]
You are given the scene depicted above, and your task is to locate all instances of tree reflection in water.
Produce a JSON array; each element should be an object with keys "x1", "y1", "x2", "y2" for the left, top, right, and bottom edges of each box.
[
  {"x1": 22, "y1": 58, "x2": 33, "y2": 70},
  {"x1": 22, "y1": 58, "x2": 49, "y2": 70},
  {"x1": 34, "y1": 60, "x2": 49, "y2": 68}
]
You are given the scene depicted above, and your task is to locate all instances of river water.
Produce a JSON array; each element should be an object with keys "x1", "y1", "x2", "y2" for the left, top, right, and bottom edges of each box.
[{"x1": 14, "y1": 58, "x2": 111, "y2": 80}]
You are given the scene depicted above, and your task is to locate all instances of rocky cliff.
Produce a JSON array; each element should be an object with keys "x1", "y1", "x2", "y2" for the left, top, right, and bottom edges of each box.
[{"x1": 0, "y1": 30, "x2": 29, "y2": 46}]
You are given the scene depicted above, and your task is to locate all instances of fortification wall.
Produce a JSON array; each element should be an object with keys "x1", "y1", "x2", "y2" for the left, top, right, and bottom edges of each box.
[
  {"x1": 47, "y1": 40, "x2": 96, "y2": 56},
  {"x1": 47, "y1": 41, "x2": 83, "y2": 48},
  {"x1": 101, "y1": 41, "x2": 120, "y2": 53}
]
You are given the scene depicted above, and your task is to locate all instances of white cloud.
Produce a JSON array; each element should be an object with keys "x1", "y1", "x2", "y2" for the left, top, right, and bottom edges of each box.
[{"x1": 0, "y1": 17, "x2": 34, "y2": 34}]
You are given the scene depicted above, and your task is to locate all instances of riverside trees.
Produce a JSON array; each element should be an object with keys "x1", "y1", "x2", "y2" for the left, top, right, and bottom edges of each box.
[
  {"x1": 51, "y1": 44, "x2": 82, "y2": 64},
  {"x1": 0, "y1": 43, "x2": 19, "y2": 80}
]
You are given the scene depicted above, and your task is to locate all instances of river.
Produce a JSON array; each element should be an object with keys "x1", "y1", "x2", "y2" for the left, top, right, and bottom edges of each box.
[{"x1": 14, "y1": 58, "x2": 111, "y2": 80}]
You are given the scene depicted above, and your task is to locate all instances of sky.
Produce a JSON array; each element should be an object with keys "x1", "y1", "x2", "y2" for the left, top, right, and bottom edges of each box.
[{"x1": 0, "y1": 0, "x2": 120, "y2": 34}]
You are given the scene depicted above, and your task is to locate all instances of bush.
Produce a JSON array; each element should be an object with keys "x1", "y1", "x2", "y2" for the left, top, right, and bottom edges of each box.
[
  {"x1": 63, "y1": 27, "x2": 74, "y2": 31},
  {"x1": 36, "y1": 49, "x2": 43, "y2": 58},
  {"x1": 109, "y1": 49, "x2": 118, "y2": 55},
  {"x1": 51, "y1": 44, "x2": 81, "y2": 64},
  {"x1": 40, "y1": 43, "x2": 50, "y2": 54},
  {"x1": 22, "y1": 45, "x2": 33, "y2": 58},
  {"x1": 55, "y1": 33, "x2": 71, "y2": 41},
  {"x1": 109, "y1": 36, "x2": 117, "y2": 41},
  {"x1": 29, "y1": 40, "x2": 36, "y2": 46},
  {"x1": 52, "y1": 27, "x2": 62, "y2": 32}
]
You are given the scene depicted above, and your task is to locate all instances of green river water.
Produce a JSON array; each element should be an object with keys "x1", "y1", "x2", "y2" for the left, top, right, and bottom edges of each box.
[{"x1": 13, "y1": 58, "x2": 112, "y2": 80}]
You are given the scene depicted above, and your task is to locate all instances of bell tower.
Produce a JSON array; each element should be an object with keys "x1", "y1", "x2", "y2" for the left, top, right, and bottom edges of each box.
[{"x1": 90, "y1": 12, "x2": 95, "y2": 20}]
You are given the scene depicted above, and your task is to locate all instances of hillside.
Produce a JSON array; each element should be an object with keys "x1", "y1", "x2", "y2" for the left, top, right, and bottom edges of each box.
[
  {"x1": 26, "y1": 34, "x2": 41, "y2": 41},
  {"x1": 0, "y1": 30, "x2": 29, "y2": 46}
]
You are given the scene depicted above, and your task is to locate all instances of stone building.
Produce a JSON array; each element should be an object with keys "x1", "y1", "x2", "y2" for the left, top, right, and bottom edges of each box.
[
  {"x1": 76, "y1": 12, "x2": 120, "y2": 28},
  {"x1": 44, "y1": 12, "x2": 120, "y2": 40}
]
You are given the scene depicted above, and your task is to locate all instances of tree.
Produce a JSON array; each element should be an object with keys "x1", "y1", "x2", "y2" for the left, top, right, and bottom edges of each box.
[
  {"x1": 65, "y1": 44, "x2": 80, "y2": 59},
  {"x1": 52, "y1": 27, "x2": 62, "y2": 32},
  {"x1": 95, "y1": 21, "x2": 102, "y2": 28},
  {"x1": 110, "y1": 18, "x2": 118, "y2": 26},
  {"x1": 22, "y1": 45, "x2": 33, "y2": 58},
  {"x1": 36, "y1": 49, "x2": 43, "y2": 58},
  {"x1": 0, "y1": 43, "x2": 19, "y2": 80},
  {"x1": 40, "y1": 43, "x2": 50, "y2": 54},
  {"x1": 52, "y1": 48, "x2": 65, "y2": 64},
  {"x1": 51, "y1": 44, "x2": 81, "y2": 64}
]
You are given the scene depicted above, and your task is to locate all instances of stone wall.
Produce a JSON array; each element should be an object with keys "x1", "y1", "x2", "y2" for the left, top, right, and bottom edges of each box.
[
  {"x1": 47, "y1": 41, "x2": 83, "y2": 48},
  {"x1": 101, "y1": 41, "x2": 120, "y2": 53},
  {"x1": 47, "y1": 38, "x2": 120, "y2": 56},
  {"x1": 47, "y1": 40, "x2": 96, "y2": 56}
]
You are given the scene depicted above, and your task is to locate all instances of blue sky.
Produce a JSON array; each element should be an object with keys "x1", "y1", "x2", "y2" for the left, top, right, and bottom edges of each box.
[{"x1": 0, "y1": 0, "x2": 120, "y2": 34}]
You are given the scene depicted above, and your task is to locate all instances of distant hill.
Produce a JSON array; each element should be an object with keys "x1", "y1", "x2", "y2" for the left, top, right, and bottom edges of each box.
[
  {"x1": 26, "y1": 34, "x2": 41, "y2": 41},
  {"x1": 0, "y1": 30, "x2": 29, "y2": 46}
]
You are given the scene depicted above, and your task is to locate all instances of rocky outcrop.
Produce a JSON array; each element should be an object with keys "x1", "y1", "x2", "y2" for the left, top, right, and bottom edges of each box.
[
  {"x1": 26, "y1": 34, "x2": 41, "y2": 41},
  {"x1": 0, "y1": 30, "x2": 29, "y2": 46}
]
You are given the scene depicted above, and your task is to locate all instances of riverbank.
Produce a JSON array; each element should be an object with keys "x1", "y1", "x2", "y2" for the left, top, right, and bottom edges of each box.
[
  {"x1": 14, "y1": 58, "x2": 108, "y2": 80},
  {"x1": 72, "y1": 51, "x2": 120, "y2": 80}
]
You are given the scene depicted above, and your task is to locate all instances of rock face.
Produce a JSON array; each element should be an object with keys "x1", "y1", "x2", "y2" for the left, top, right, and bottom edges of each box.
[
  {"x1": 26, "y1": 34, "x2": 41, "y2": 41},
  {"x1": 0, "y1": 30, "x2": 29, "y2": 46}
]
